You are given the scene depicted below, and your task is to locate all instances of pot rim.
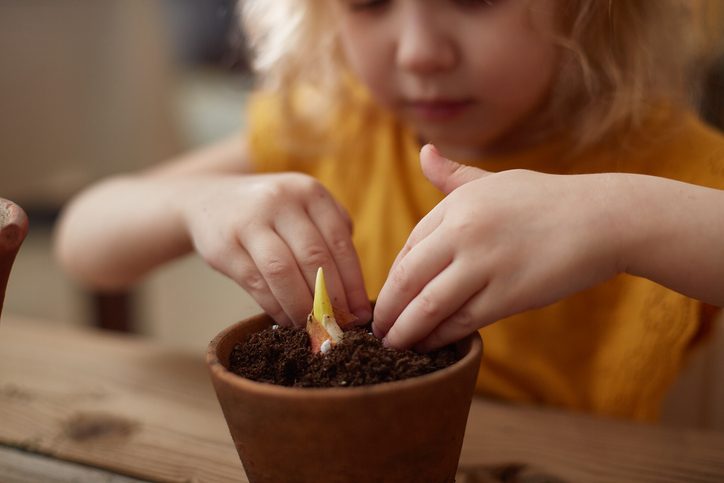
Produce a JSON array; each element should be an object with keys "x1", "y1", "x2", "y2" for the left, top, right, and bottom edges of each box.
[{"x1": 206, "y1": 313, "x2": 483, "y2": 400}]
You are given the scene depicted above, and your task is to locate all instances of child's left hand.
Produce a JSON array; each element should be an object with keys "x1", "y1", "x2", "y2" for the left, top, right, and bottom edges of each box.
[{"x1": 373, "y1": 145, "x2": 623, "y2": 351}]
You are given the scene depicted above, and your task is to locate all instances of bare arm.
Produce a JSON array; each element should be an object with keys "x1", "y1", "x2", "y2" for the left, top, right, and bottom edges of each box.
[
  {"x1": 54, "y1": 133, "x2": 372, "y2": 326},
  {"x1": 54, "y1": 134, "x2": 252, "y2": 290},
  {"x1": 617, "y1": 174, "x2": 724, "y2": 306},
  {"x1": 374, "y1": 145, "x2": 724, "y2": 350}
]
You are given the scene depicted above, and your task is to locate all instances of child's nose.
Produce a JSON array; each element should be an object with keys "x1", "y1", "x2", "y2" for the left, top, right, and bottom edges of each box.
[{"x1": 395, "y1": 12, "x2": 457, "y2": 74}]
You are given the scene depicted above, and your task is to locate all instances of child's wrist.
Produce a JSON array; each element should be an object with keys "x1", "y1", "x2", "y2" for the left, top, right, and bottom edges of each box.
[
  {"x1": 606, "y1": 173, "x2": 667, "y2": 278},
  {"x1": 588, "y1": 173, "x2": 648, "y2": 278}
]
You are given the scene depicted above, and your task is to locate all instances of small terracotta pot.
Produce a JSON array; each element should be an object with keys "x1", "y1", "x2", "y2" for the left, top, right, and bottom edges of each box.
[
  {"x1": 0, "y1": 198, "x2": 29, "y2": 320},
  {"x1": 206, "y1": 313, "x2": 482, "y2": 483}
]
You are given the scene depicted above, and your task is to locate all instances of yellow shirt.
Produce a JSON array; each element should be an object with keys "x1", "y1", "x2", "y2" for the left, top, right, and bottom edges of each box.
[{"x1": 248, "y1": 88, "x2": 724, "y2": 421}]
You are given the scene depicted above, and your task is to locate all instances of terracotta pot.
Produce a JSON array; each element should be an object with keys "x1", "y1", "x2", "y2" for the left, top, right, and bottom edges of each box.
[
  {"x1": 206, "y1": 313, "x2": 482, "y2": 483},
  {"x1": 0, "y1": 198, "x2": 29, "y2": 320}
]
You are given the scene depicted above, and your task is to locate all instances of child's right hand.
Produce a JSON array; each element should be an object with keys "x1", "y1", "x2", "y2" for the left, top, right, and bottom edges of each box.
[
  {"x1": 372, "y1": 145, "x2": 621, "y2": 351},
  {"x1": 372, "y1": 145, "x2": 724, "y2": 351},
  {"x1": 179, "y1": 172, "x2": 371, "y2": 327}
]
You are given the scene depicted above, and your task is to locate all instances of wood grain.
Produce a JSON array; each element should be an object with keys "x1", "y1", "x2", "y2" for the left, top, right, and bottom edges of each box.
[
  {"x1": 0, "y1": 445, "x2": 147, "y2": 483},
  {"x1": 459, "y1": 399, "x2": 724, "y2": 483},
  {"x1": 1, "y1": 315, "x2": 723, "y2": 482},
  {"x1": 0, "y1": 315, "x2": 244, "y2": 482}
]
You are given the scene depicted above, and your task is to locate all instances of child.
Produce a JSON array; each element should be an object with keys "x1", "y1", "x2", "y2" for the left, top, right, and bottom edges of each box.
[{"x1": 55, "y1": 0, "x2": 724, "y2": 421}]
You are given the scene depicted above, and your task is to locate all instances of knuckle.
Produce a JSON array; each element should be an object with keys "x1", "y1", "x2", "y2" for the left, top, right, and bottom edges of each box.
[
  {"x1": 252, "y1": 183, "x2": 285, "y2": 207},
  {"x1": 446, "y1": 309, "x2": 475, "y2": 332},
  {"x1": 238, "y1": 269, "x2": 266, "y2": 293},
  {"x1": 449, "y1": 215, "x2": 477, "y2": 236},
  {"x1": 252, "y1": 173, "x2": 322, "y2": 206},
  {"x1": 261, "y1": 257, "x2": 292, "y2": 278},
  {"x1": 390, "y1": 264, "x2": 413, "y2": 295},
  {"x1": 417, "y1": 292, "x2": 442, "y2": 319},
  {"x1": 400, "y1": 241, "x2": 414, "y2": 255},
  {"x1": 286, "y1": 173, "x2": 322, "y2": 195},
  {"x1": 328, "y1": 236, "x2": 352, "y2": 257},
  {"x1": 299, "y1": 243, "x2": 330, "y2": 267},
  {"x1": 508, "y1": 168, "x2": 531, "y2": 177}
]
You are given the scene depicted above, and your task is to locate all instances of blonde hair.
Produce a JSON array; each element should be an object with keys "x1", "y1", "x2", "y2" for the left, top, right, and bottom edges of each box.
[
  {"x1": 241, "y1": 0, "x2": 720, "y2": 150},
  {"x1": 548, "y1": 0, "x2": 716, "y2": 147}
]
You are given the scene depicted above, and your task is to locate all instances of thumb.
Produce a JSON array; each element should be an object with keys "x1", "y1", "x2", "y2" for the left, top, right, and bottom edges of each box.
[{"x1": 420, "y1": 144, "x2": 490, "y2": 195}]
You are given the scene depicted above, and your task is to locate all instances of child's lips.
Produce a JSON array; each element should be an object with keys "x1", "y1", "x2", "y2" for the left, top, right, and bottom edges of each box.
[{"x1": 404, "y1": 99, "x2": 473, "y2": 121}]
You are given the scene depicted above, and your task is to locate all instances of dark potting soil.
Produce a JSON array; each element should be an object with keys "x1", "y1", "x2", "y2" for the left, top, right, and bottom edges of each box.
[{"x1": 228, "y1": 325, "x2": 460, "y2": 388}]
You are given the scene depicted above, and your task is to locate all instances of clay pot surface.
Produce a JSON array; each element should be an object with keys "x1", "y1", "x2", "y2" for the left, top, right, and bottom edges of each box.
[
  {"x1": 0, "y1": 199, "x2": 29, "y2": 320},
  {"x1": 207, "y1": 313, "x2": 482, "y2": 483}
]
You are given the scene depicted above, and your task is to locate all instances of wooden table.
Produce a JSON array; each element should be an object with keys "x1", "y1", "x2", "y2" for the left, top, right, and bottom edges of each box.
[{"x1": 1, "y1": 314, "x2": 723, "y2": 483}]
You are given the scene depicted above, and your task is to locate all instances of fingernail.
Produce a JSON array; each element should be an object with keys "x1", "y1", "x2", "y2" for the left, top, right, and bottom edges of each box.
[
  {"x1": 382, "y1": 336, "x2": 392, "y2": 348},
  {"x1": 427, "y1": 143, "x2": 440, "y2": 156}
]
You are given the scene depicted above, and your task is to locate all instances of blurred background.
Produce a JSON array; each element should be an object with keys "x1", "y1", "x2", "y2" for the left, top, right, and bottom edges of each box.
[
  {"x1": 1, "y1": 0, "x2": 259, "y2": 351},
  {"x1": 1, "y1": 0, "x2": 723, "y2": 430}
]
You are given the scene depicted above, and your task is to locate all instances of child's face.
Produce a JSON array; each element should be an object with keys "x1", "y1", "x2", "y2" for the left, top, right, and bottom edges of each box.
[{"x1": 332, "y1": 0, "x2": 559, "y2": 156}]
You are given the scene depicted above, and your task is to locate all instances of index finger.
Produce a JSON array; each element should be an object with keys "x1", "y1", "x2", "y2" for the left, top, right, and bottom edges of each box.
[
  {"x1": 307, "y1": 194, "x2": 371, "y2": 322},
  {"x1": 388, "y1": 203, "x2": 444, "y2": 276}
]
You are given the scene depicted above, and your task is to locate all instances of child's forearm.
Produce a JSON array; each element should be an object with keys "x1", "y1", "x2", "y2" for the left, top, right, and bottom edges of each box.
[
  {"x1": 615, "y1": 174, "x2": 724, "y2": 306},
  {"x1": 54, "y1": 134, "x2": 251, "y2": 290},
  {"x1": 374, "y1": 151, "x2": 722, "y2": 351},
  {"x1": 54, "y1": 175, "x2": 195, "y2": 290}
]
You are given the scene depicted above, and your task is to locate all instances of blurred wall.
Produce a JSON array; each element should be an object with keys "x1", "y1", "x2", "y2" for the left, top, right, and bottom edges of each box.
[
  {"x1": 0, "y1": 0, "x2": 180, "y2": 208},
  {"x1": 1, "y1": 0, "x2": 255, "y2": 347}
]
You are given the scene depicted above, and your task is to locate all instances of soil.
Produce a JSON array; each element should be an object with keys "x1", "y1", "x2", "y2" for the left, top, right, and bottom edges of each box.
[{"x1": 229, "y1": 324, "x2": 460, "y2": 388}]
